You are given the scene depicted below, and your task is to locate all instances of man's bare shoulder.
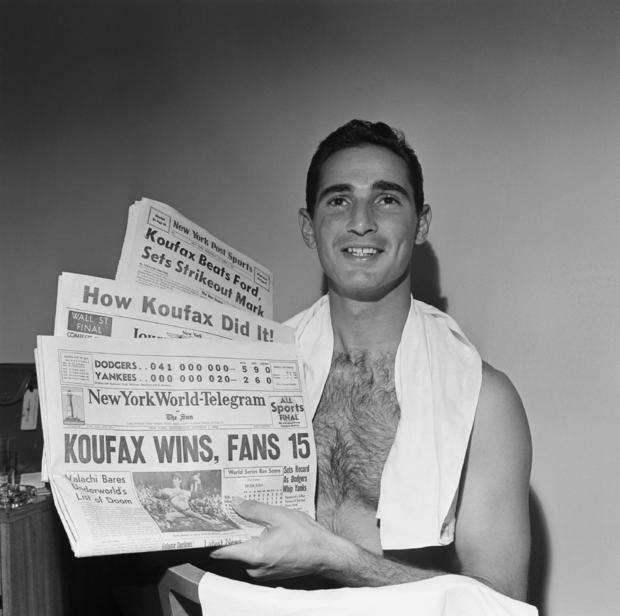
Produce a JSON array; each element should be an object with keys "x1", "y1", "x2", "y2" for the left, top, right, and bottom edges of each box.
[{"x1": 475, "y1": 361, "x2": 532, "y2": 458}]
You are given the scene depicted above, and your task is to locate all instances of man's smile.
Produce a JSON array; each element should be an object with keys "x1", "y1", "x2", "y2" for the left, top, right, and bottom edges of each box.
[{"x1": 342, "y1": 246, "x2": 382, "y2": 258}]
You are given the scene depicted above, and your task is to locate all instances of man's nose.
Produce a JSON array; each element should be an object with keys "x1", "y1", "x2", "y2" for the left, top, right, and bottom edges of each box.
[{"x1": 347, "y1": 201, "x2": 377, "y2": 235}]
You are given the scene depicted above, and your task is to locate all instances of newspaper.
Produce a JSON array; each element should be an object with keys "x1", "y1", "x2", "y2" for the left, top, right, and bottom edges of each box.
[
  {"x1": 41, "y1": 273, "x2": 293, "y2": 484},
  {"x1": 116, "y1": 198, "x2": 274, "y2": 318},
  {"x1": 55, "y1": 272, "x2": 293, "y2": 344},
  {"x1": 35, "y1": 336, "x2": 315, "y2": 557}
]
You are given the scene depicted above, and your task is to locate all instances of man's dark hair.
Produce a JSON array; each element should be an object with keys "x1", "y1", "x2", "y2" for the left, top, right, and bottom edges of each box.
[{"x1": 305, "y1": 119, "x2": 425, "y2": 217}]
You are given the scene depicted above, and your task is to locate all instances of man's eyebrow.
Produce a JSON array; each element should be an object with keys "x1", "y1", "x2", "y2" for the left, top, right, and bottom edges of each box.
[
  {"x1": 317, "y1": 180, "x2": 411, "y2": 202},
  {"x1": 372, "y1": 180, "x2": 410, "y2": 198},
  {"x1": 317, "y1": 184, "x2": 353, "y2": 202}
]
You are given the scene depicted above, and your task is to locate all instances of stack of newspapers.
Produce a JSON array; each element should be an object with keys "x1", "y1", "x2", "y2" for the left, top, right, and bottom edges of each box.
[{"x1": 35, "y1": 199, "x2": 316, "y2": 557}]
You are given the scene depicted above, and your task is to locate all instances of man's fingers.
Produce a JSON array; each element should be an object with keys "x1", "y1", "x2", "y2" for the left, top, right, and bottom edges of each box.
[
  {"x1": 245, "y1": 566, "x2": 275, "y2": 580},
  {"x1": 231, "y1": 498, "x2": 286, "y2": 526},
  {"x1": 210, "y1": 537, "x2": 261, "y2": 562}
]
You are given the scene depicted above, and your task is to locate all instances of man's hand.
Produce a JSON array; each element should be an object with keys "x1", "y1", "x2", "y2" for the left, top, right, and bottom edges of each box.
[
  {"x1": 210, "y1": 499, "x2": 346, "y2": 580},
  {"x1": 210, "y1": 499, "x2": 452, "y2": 587}
]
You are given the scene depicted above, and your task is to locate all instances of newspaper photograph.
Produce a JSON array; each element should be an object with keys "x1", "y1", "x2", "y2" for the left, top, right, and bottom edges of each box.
[
  {"x1": 115, "y1": 198, "x2": 274, "y2": 318},
  {"x1": 55, "y1": 272, "x2": 293, "y2": 344},
  {"x1": 35, "y1": 336, "x2": 315, "y2": 557}
]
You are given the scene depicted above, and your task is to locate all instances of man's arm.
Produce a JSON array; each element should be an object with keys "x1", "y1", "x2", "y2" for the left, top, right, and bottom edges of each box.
[
  {"x1": 210, "y1": 499, "x2": 443, "y2": 585},
  {"x1": 452, "y1": 362, "x2": 532, "y2": 600},
  {"x1": 211, "y1": 363, "x2": 532, "y2": 598}
]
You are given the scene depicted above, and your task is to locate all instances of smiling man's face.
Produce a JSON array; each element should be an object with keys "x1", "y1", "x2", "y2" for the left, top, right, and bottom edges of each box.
[{"x1": 299, "y1": 145, "x2": 429, "y2": 302}]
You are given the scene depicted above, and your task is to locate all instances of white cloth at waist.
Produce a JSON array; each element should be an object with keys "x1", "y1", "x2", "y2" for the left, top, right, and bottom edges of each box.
[{"x1": 198, "y1": 572, "x2": 538, "y2": 616}]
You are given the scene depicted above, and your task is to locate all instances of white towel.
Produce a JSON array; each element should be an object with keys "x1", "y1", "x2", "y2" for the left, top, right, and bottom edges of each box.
[
  {"x1": 198, "y1": 572, "x2": 538, "y2": 616},
  {"x1": 285, "y1": 296, "x2": 482, "y2": 549}
]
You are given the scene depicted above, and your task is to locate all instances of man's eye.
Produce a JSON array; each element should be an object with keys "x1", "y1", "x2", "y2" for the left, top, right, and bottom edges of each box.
[
  {"x1": 377, "y1": 195, "x2": 400, "y2": 206},
  {"x1": 327, "y1": 196, "x2": 348, "y2": 207}
]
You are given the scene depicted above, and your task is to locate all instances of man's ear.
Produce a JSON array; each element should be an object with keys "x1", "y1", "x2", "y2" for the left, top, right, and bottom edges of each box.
[
  {"x1": 414, "y1": 204, "x2": 432, "y2": 245},
  {"x1": 298, "y1": 208, "x2": 317, "y2": 248}
]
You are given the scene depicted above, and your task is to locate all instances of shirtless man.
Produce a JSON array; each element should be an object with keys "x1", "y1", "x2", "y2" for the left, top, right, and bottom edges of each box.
[{"x1": 211, "y1": 120, "x2": 532, "y2": 601}]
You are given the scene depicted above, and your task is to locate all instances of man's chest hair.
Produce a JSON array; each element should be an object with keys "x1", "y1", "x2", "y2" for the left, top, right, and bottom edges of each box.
[{"x1": 313, "y1": 351, "x2": 400, "y2": 509}]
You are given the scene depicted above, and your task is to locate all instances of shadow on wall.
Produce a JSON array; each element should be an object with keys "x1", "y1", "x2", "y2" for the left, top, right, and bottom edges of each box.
[
  {"x1": 528, "y1": 488, "x2": 550, "y2": 615},
  {"x1": 411, "y1": 242, "x2": 447, "y2": 311}
]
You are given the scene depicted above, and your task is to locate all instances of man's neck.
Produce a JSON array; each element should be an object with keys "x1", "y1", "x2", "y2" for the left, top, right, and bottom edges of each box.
[{"x1": 328, "y1": 285, "x2": 411, "y2": 354}]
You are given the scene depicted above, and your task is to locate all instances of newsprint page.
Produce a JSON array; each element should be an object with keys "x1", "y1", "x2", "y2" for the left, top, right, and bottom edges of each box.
[
  {"x1": 35, "y1": 336, "x2": 315, "y2": 557},
  {"x1": 54, "y1": 272, "x2": 293, "y2": 344},
  {"x1": 116, "y1": 198, "x2": 274, "y2": 319}
]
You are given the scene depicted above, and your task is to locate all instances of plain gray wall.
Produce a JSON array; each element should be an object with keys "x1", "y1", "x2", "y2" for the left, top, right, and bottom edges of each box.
[{"x1": 2, "y1": 2, "x2": 619, "y2": 614}]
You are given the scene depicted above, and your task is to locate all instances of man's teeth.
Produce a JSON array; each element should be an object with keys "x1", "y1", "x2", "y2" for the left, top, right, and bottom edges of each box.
[{"x1": 346, "y1": 247, "x2": 378, "y2": 256}]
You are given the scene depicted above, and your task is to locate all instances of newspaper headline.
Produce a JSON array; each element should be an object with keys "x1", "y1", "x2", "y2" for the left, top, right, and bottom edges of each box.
[
  {"x1": 116, "y1": 198, "x2": 274, "y2": 318},
  {"x1": 55, "y1": 272, "x2": 293, "y2": 344}
]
